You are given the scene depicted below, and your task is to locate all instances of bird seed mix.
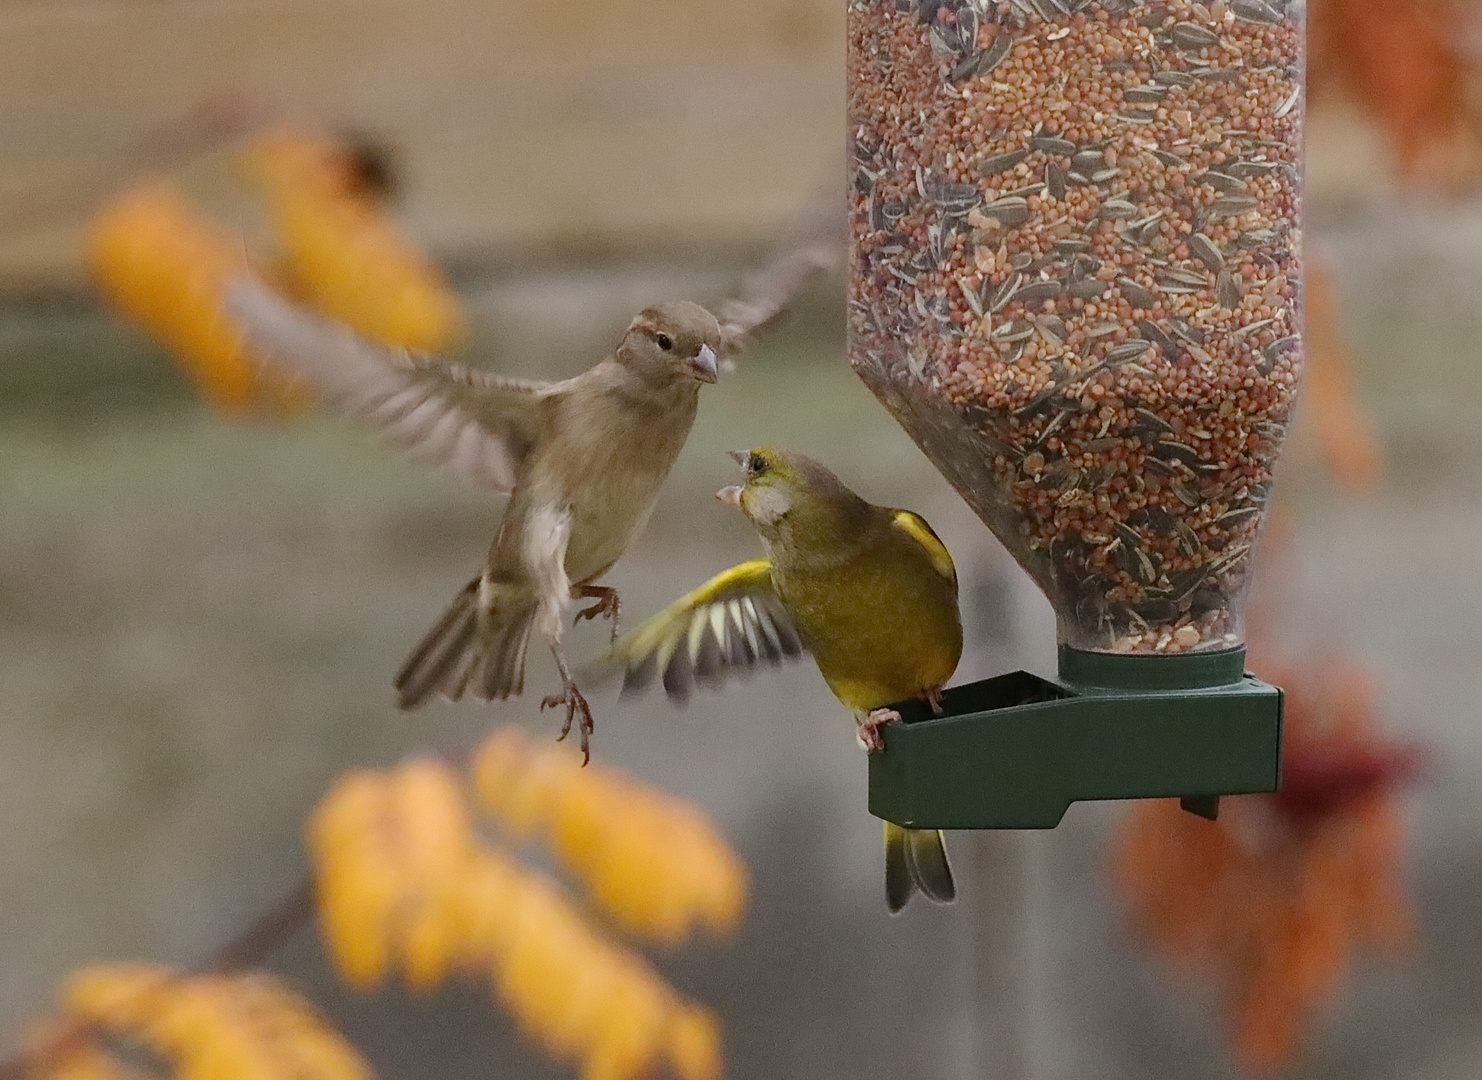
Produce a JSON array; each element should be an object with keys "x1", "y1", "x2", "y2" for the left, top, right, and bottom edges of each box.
[{"x1": 847, "y1": 0, "x2": 1302, "y2": 654}]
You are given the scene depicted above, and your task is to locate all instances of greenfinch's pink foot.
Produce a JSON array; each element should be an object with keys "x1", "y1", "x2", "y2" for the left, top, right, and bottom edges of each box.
[{"x1": 858, "y1": 707, "x2": 900, "y2": 753}]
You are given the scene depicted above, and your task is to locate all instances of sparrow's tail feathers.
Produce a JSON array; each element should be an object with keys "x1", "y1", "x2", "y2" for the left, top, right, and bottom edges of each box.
[
  {"x1": 883, "y1": 822, "x2": 956, "y2": 914},
  {"x1": 394, "y1": 576, "x2": 536, "y2": 709}
]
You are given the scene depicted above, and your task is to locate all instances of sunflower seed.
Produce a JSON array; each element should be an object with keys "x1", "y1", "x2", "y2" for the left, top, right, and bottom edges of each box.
[
  {"x1": 1067, "y1": 278, "x2": 1108, "y2": 299},
  {"x1": 1171, "y1": 481, "x2": 1203, "y2": 507},
  {"x1": 1192, "y1": 66, "x2": 1240, "y2": 82},
  {"x1": 1153, "y1": 70, "x2": 1196, "y2": 87},
  {"x1": 1072, "y1": 150, "x2": 1107, "y2": 173},
  {"x1": 1033, "y1": 313, "x2": 1067, "y2": 345},
  {"x1": 978, "y1": 148, "x2": 1030, "y2": 176},
  {"x1": 1031, "y1": 134, "x2": 1077, "y2": 155},
  {"x1": 1167, "y1": 316, "x2": 1205, "y2": 345},
  {"x1": 1086, "y1": 321, "x2": 1121, "y2": 338},
  {"x1": 1172, "y1": 21, "x2": 1221, "y2": 49},
  {"x1": 1210, "y1": 269, "x2": 1239, "y2": 309},
  {"x1": 981, "y1": 196, "x2": 1030, "y2": 227},
  {"x1": 1016, "y1": 279, "x2": 1063, "y2": 304},
  {"x1": 957, "y1": 276, "x2": 986, "y2": 318},
  {"x1": 1231, "y1": 0, "x2": 1281, "y2": 20},
  {"x1": 1188, "y1": 233, "x2": 1225, "y2": 271},
  {"x1": 1045, "y1": 161, "x2": 1067, "y2": 201},
  {"x1": 957, "y1": 6, "x2": 979, "y2": 47},
  {"x1": 1128, "y1": 411, "x2": 1169, "y2": 438},
  {"x1": 1151, "y1": 149, "x2": 1186, "y2": 168},
  {"x1": 1107, "y1": 338, "x2": 1155, "y2": 364},
  {"x1": 1161, "y1": 266, "x2": 1212, "y2": 287},
  {"x1": 1100, "y1": 198, "x2": 1138, "y2": 218},
  {"x1": 1117, "y1": 276, "x2": 1157, "y2": 307},
  {"x1": 1273, "y1": 85, "x2": 1301, "y2": 119},
  {"x1": 1236, "y1": 228, "x2": 1278, "y2": 249},
  {"x1": 976, "y1": 32, "x2": 1014, "y2": 77},
  {"x1": 1225, "y1": 160, "x2": 1284, "y2": 179},
  {"x1": 1117, "y1": 111, "x2": 1157, "y2": 124},
  {"x1": 1137, "y1": 320, "x2": 1177, "y2": 356},
  {"x1": 934, "y1": 181, "x2": 983, "y2": 213},
  {"x1": 1216, "y1": 506, "x2": 1262, "y2": 527},
  {"x1": 1198, "y1": 170, "x2": 1249, "y2": 194},
  {"x1": 1155, "y1": 442, "x2": 1206, "y2": 469},
  {"x1": 995, "y1": 318, "x2": 1035, "y2": 342},
  {"x1": 1053, "y1": 237, "x2": 1092, "y2": 255},
  {"x1": 1124, "y1": 86, "x2": 1167, "y2": 104}
]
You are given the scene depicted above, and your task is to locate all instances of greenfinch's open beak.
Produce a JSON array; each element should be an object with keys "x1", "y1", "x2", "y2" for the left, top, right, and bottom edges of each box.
[
  {"x1": 727, "y1": 449, "x2": 750, "y2": 469},
  {"x1": 715, "y1": 485, "x2": 743, "y2": 507},
  {"x1": 691, "y1": 344, "x2": 719, "y2": 383}
]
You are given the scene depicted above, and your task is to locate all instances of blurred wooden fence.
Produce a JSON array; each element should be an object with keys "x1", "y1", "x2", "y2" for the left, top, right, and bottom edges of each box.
[{"x1": 0, "y1": 0, "x2": 843, "y2": 291}]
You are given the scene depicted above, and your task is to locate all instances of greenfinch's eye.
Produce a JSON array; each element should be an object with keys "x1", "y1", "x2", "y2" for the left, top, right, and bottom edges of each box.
[
  {"x1": 748, "y1": 453, "x2": 767, "y2": 475},
  {"x1": 655, "y1": 332, "x2": 674, "y2": 351}
]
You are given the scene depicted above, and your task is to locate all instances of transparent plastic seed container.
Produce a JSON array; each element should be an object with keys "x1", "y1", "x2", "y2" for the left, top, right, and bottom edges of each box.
[{"x1": 847, "y1": 0, "x2": 1302, "y2": 655}]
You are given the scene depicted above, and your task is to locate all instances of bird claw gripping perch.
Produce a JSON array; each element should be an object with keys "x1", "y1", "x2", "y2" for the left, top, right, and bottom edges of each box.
[
  {"x1": 858, "y1": 708, "x2": 900, "y2": 753},
  {"x1": 860, "y1": 689, "x2": 943, "y2": 752},
  {"x1": 543, "y1": 680, "x2": 595, "y2": 765},
  {"x1": 573, "y1": 585, "x2": 621, "y2": 640}
]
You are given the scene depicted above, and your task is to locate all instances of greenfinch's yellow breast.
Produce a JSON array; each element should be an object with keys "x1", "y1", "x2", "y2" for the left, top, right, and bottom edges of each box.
[{"x1": 773, "y1": 510, "x2": 962, "y2": 712}]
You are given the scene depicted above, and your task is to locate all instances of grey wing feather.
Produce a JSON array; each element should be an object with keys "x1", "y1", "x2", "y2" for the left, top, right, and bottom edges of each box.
[
  {"x1": 718, "y1": 194, "x2": 845, "y2": 349},
  {"x1": 225, "y1": 276, "x2": 555, "y2": 492}
]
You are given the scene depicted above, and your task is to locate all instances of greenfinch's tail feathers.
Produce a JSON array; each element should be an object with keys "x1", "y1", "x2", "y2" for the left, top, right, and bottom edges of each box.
[
  {"x1": 883, "y1": 822, "x2": 956, "y2": 914},
  {"x1": 394, "y1": 576, "x2": 536, "y2": 709}
]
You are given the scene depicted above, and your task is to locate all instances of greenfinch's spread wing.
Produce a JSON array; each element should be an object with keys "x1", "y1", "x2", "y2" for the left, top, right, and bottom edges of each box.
[
  {"x1": 605, "y1": 559, "x2": 804, "y2": 704},
  {"x1": 226, "y1": 277, "x2": 553, "y2": 492}
]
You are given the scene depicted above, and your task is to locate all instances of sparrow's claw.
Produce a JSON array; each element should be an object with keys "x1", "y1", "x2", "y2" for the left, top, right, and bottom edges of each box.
[
  {"x1": 542, "y1": 680, "x2": 595, "y2": 765},
  {"x1": 572, "y1": 585, "x2": 621, "y2": 640},
  {"x1": 857, "y1": 707, "x2": 901, "y2": 753},
  {"x1": 919, "y1": 687, "x2": 945, "y2": 716}
]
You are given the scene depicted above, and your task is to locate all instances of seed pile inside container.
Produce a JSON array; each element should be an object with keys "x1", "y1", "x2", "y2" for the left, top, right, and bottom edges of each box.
[{"x1": 847, "y1": 0, "x2": 1302, "y2": 654}]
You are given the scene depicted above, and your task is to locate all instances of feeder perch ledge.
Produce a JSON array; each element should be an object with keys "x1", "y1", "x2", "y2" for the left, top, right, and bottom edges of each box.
[{"x1": 868, "y1": 646, "x2": 1283, "y2": 830}]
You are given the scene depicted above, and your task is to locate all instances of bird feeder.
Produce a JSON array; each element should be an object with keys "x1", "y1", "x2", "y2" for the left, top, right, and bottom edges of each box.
[{"x1": 848, "y1": 0, "x2": 1300, "y2": 826}]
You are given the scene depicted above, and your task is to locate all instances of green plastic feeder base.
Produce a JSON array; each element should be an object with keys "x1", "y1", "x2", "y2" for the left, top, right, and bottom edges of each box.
[{"x1": 868, "y1": 646, "x2": 1283, "y2": 830}]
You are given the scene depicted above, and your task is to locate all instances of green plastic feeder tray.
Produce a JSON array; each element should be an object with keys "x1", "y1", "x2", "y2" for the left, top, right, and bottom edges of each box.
[{"x1": 868, "y1": 646, "x2": 1283, "y2": 830}]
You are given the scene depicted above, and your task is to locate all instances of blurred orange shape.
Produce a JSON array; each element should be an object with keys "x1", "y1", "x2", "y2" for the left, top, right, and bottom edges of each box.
[
  {"x1": 247, "y1": 130, "x2": 465, "y2": 354},
  {"x1": 54, "y1": 966, "x2": 373, "y2": 1080},
  {"x1": 1113, "y1": 657, "x2": 1419, "y2": 1073},
  {"x1": 1302, "y1": 261, "x2": 1382, "y2": 494},
  {"x1": 86, "y1": 183, "x2": 307, "y2": 416},
  {"x1": 472, "y1": 726, "x2": 748, "y2": 945},
  {"x1": 667, "y1": 1006, "x2": 725, "y2": 1080}
]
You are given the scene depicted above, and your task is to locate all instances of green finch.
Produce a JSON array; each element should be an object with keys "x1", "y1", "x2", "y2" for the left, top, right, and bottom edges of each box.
[
  {"x1": 225, "y1": 278, "x2": 723, "y2": 761},
  {"x1": 601, "y1": 448, "x2": 964, "y2": 913}
]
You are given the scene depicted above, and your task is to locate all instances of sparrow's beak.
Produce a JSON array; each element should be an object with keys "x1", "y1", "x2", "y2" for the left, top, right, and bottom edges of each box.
[
  {"x1": 691, "y1": 344, "x2": 719, "y2": 383},
  {"x1": 715, "y1": 485, "x2": 743, "y2": 508}
]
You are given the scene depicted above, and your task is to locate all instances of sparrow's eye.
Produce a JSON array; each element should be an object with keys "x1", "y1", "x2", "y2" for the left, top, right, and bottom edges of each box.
[
  {"x1": 655, "y1": 332, "x2": 674, "y2": 351},
  {"x1": 748, "y1": 453, "x2": 767, "y2": 475}
]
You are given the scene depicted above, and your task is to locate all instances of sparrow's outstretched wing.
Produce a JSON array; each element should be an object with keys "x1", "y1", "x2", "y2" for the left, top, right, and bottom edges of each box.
[
  {"x1": 717, "y1": 195, "x2": 844, "y2": 352},
  {"x1": 226, "y1": 277, "x2": 556, "y2": 492},
  {"x1": 596, "y1": 559, "x2": 806, "y2": 704}
]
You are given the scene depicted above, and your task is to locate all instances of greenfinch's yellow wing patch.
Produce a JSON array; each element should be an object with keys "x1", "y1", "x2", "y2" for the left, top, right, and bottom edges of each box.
[
  {"x1": 890, "y1": 510, "x2": 957, "y2": 585},
  {"x1": 603, "y1": 559, "x2": 804, "y2": 704}
]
